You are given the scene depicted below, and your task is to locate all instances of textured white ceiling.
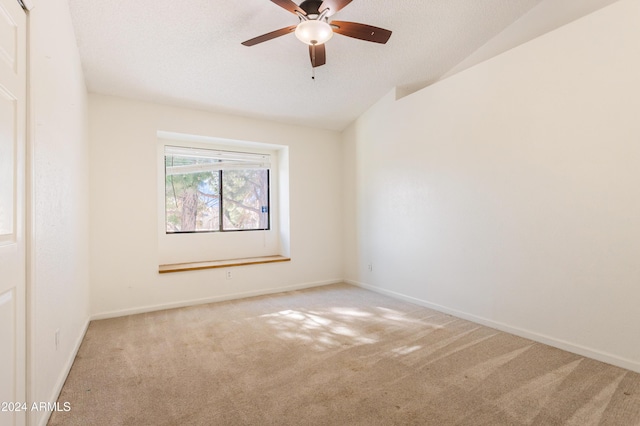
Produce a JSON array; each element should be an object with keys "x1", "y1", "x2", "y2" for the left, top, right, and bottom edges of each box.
[{"x1": 67, "y1": 0, "x2": 604, "y2": 131}]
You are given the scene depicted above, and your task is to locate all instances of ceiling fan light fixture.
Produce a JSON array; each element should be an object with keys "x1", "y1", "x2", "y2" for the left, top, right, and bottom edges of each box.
[{"x1": 295, "y1": 20, "x2": 333, "y2": 45}]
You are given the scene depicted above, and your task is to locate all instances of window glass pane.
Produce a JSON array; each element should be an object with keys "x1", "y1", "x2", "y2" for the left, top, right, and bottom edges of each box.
[
  {"x1": 222, "y1": 169, "x2": 269, "y2": 231},
  {"x1": 165, "y1": 155, "x2": 220, "y2": 232}
]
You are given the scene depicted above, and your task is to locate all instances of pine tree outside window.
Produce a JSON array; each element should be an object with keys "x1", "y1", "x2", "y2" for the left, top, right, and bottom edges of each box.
[{"x1": 164, "y1": 146, "x2": 270, "y2": 233}]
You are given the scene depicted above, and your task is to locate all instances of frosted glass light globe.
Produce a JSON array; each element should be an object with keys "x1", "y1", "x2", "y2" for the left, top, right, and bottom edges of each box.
[{"x1": 295, "y1": 20, "x2": 333, "y2": 45}]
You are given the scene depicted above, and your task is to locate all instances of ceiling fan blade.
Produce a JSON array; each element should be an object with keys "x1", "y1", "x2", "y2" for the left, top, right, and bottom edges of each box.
[
  {"x1": 241, "y1": 25, "x2": 297, "y2": 46},
  {"x1": 331, "y1": 21, "x2": 392, "y2": 44},
  {"x1": 270, "y1": 0, "x2": 307, "y2": 15},
  {"x1": 309, "y1": 44, "x2": 326, "y2": 67},
  {"x1": 319, "y1": 0, "x2": 352, "y2": 16}
]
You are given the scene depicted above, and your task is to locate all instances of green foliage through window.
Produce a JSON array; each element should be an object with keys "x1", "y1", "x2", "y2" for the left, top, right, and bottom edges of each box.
[{"x1": 165, "y1": 146, "x2": 270, "y2": 233}]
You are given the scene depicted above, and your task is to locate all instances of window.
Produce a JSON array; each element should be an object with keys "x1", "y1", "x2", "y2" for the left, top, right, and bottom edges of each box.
[
  {"x1": 157, "y1": 134, "x2": 288, "y2": 266},
  {"x1": 164, "y1": 146, "x2": 270, "y2": 233}
]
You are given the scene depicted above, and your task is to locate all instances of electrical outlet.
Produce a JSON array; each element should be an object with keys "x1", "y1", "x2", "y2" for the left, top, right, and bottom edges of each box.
[
  {"x1": 226, "y1": 270, "x2": 233, "y2": 280},
  {"x1": 368, "y1": 263, "x2": 373, "y2": 272},
  {"x1": 55, "y1": 329, "x2": 60, "y2": 351}
]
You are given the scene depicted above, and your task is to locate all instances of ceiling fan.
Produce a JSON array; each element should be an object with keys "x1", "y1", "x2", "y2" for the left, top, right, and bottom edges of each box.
[{"x1": 241, "y1": 0, "x2": 392, "y2": 69}]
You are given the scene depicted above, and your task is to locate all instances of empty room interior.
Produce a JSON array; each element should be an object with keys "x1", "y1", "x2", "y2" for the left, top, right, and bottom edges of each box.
[{"x1": 2, "y1": 0, "x2": 640, "y2": 424}]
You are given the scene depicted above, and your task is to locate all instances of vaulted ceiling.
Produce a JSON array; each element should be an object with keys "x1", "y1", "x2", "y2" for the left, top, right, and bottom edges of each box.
[{"x1": 68, "y1": 0, "x2": 618, "y2": 131}]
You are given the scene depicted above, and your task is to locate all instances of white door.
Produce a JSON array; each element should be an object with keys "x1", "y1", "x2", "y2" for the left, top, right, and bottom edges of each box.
[{"x1": 0, "y1": 0, "x2": 26, "y2": 425}]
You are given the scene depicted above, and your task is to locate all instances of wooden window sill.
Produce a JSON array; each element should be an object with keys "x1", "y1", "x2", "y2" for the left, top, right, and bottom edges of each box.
[{"x1": 158, "y1": 255, "x2": 290, "y2": 274}]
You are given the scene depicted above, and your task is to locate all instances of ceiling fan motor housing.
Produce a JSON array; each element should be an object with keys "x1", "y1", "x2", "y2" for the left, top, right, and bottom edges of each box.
[{"x1": 299, "y1": 0, "x2": 323, "y2": 18}]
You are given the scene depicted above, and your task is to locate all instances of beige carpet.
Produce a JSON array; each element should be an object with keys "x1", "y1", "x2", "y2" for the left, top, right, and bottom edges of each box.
[{"x1": 49, "y1": 283, "x2": 640, "y2": 425}]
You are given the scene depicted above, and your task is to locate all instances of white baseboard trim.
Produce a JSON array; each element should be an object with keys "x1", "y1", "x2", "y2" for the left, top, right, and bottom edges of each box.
[
  {"x1": 37, "y1": 317, "x2": 90, "y2": 426},
  {"x1": 346, "y1": 279, "x2": 640, "y2": 374},
  {"x1": 91, "y1": 279, "x2": 342, "y2": 321}
]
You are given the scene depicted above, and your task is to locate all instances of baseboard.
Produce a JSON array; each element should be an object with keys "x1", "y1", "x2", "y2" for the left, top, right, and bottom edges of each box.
[
  {"x1": 36, "y1": 317, "x2": 90, "y2": 426},
  {"x1": 346, "y1": 279, "x2": 640, "y2": 374},
  {"x1": 91, "y1": 279, "x2": 342, "y2": 321}
]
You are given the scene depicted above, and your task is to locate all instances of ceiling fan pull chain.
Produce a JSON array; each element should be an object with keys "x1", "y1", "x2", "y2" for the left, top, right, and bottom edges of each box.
[{"x1": 311, "y1": 44, "x2": 316, "y2": 80}]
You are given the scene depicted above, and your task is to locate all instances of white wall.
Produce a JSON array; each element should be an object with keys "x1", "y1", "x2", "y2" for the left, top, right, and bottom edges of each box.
[
  {"x1": 344, "y1": 0, "x2": 640, "y2": 372},
  {"x1": 29, "y1": 0, "x2": 90, "y2": 424},
  {"x1": 89, "y1": 94, "x2": 343, "y2": 318}
]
